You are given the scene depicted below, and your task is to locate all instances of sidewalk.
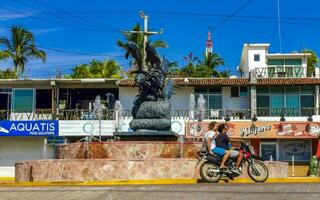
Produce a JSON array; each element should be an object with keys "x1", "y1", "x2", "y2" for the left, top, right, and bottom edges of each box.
[{"x1": 0, "y1": 177, "x2": 319, "y2": 186}]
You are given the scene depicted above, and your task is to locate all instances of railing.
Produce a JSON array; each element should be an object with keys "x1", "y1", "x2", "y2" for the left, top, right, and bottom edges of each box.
[
  {"x1": 1, "y1": 108, "x2": 318, "y2": 121},
  {"x1": 257, "y1": 107, "x2": 316, "y2": 117},
  {"x1": 255, "y1": 65, "x2": 308, "y2": 78}
]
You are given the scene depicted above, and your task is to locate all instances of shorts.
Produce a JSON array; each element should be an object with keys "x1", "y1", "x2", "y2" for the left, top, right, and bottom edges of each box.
[
  {"x1": 230, "y1": 150, "x2": 239, "y2": 158},
  {"x1": 212, "y1": 147, "x2": 226, "y2": 156}
]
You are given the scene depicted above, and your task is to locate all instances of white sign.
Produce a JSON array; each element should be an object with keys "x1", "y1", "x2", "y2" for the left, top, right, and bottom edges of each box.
[
  {"x1": 59, "y1": 120, "x2": 115, "y2": 136},
  {"x1": 115, "y1": 119, "x2": 186, "y2": 136}
]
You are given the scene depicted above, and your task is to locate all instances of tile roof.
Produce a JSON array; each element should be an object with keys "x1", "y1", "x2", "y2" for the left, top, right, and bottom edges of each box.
[
  {"x1": 118, "y1": 78, "x2": 320, "y2": 87},
  {"x1": 256, "y1": 78, "x2": 320, "y2": 85},
  {"x1": 117, "y1": 78, "x2": 250, "y2": 87}
]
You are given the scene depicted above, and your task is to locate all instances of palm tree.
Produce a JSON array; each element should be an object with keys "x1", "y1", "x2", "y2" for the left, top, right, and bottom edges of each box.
[
  {"x1": 71, "y1": 64, "x2": 91, "y2": 78},
  {"x1": 89, "y1": 59, "x2": 122, "y2": 78},
  {"x1": 301, "y1": 49, "x2": 319, "y2": 77},
  {"x1": 117, "y1": 24, "x2": 167, "y2": 70},
  {"x1": 0, "y1": 25, "x2": 46, "y2": 77},
  {"x1": 203, "y1": 52, "x2": 224, "y2": 77},
  {"x1": 0, "y1": 68, "x2": 16, "y2": 79}
]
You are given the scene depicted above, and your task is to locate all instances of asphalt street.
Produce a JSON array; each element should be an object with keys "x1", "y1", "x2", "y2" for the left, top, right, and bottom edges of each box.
[{"x1": 0, "y1": 183, "x2": 319, "y2": 200}]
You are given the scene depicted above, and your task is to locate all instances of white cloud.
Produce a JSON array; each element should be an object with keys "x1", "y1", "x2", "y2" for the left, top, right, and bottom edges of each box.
[
  {"x1": 0, "y1": 10, "x2": 36, "y2": 21},
  {"x1": 31, "y1": 28, "x2": 62, "y2": 35}
]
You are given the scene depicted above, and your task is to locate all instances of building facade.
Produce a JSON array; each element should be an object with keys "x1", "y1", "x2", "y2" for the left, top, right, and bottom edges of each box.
[{"x1": 0, "y1": 43, "x2": 320, "y2": 177}]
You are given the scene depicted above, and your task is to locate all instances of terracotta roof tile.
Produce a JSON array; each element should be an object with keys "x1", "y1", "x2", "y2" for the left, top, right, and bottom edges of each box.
[
  {"x1": 117, "y1": 78, "x2": 250, "y2": 87},
  {"x1": 256, "y1": 78, "x2": 320, "y2": 85}
]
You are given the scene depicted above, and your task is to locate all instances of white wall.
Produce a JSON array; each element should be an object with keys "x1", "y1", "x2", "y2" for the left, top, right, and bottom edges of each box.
[
  {"x1": 119, "y1": 87, "x2": 193, "y2": 110},
  {"x1": 0, "y1": 137, "x2": 54, "y2": 177},
  {"x1": 247, "y1": 47, "x2": 267, "y2": 72},
  {"x1": 119, "y1": 87, "x2": 139, "y2": 110},
  {"x1": 222, "y1": 87, "x2": 250, "y2": 109},
  {"x1": 170, "y1": 87, "x2": 193, "y2": 110}
]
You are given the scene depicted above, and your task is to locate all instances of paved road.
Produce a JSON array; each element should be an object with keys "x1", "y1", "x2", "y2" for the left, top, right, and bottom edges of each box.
[{"x1": 0, "y1": 183, "x2": 319, "y2": 200}]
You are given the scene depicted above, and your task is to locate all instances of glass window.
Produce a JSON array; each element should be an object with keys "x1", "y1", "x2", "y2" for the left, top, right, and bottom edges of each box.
[
  {"x1": 257, "y1": 96, "x2": 269, "y2": 107},
  {"x1": 286, "y1": 86, "x2": 299, "y2": 94},
  {"x1": 300, "y1": 86, "x2": 314, "y2": 95},
  {"x1": 231, "y1": 87, "x2": 239, "y2": 97},
  {"x1": 36, "y1": 89, "x2": 52, "y2": 109},
  {"x1": 278, "y1": 140, "x2": 311, "y2": 162},
  {"x1": 239, "y1": 87, "x2": 248, "y2": 96},
  {"x1": 271, "y1": 95, "x2": 284, "y2": 108},
  {"x1": 12, "y1": 89, "x2": 34, "y2": 112},
  {"x1": 194, "y1": 87, "x2": 207, "y2": 94},
  {"x1": 257, "y1": 86, "x2": 269, "y2": 94},
  {"x1": 254, "y1": 54, "x2": 260, "y2": 61},
  {"x1": 285, "y1": 59, "x2": 302, "y2": 65},
  {"x1": 301, "y1": 96, "x2": 314, "y2": 107},
  {"x1": 209, "y1": 95, "x2": 222, "y2": 109},
  {"x1": 286, "y1": 95, "x2": 299, "y2": 108},
  {"x1": 208, "y1": 87, "x2": 222, "y2": 94},
  {"x1": 267, "y1": 59, "x2": 284, "y2": 65},
  {"x1": 270, "y1": 86, "x2": 284, "y2": 94},
  {"x1": 260, "y1": 142, "x2": 277, "y2": 161}
]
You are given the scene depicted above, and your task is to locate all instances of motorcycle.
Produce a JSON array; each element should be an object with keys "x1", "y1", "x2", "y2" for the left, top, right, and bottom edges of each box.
[{"x1": 198, "y1": 142, "x2": 269, "y2": 183}]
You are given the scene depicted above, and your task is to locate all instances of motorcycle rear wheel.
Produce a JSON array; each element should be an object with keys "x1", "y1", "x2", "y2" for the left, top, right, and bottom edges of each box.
[
  {"x1": 200, "y1": 161, "x2": 221, "y2": 183},
  {"x1": 247, "y1": 160, "x2": 269, "y2": 182}
]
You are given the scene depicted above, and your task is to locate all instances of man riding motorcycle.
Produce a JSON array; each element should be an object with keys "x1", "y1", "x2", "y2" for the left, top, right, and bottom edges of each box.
[{"x1": 215, "y1": 123, "x2": 243, "y2": 175}]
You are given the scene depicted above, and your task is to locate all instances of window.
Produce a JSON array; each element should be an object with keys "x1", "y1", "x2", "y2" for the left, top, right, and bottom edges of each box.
[
  {"x1": 231, "y1": 87, "x2": 248, "y2": 97},
  {"x1": 267, "y1": 59, "x2": 284, "y2": 65},
  {"x1": 12, "y1": 89, "x2": 34, "y2": 112},
  {"x1": 231, "y1": 87, "x2": 239, "y2": 97},
  {"x1": 285, "y1": 59, "x2": 302, "y2": 66},
  {"x1": 260, "y1": 142, "x2": 278, "y2": 161},
  {"x1": 278, "y1": 140, "x2": 311, "y2": 162},
  {"x1": 254, "y1": 54, "x2": 260, "y2": 61},
  {"x1": 195, "y1": 87, "x2": 222, "y2": 110},
  {"x1": 240, "y1": 87, "x2": 248, "y2": 96},
  {"x1": 36, "y1": 89, "x2": 52, "y2": 109}
]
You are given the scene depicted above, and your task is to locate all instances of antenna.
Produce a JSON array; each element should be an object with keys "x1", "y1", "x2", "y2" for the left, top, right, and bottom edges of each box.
[{"x1": 277, "y1": 0, "x2": 282, "y2": 52}]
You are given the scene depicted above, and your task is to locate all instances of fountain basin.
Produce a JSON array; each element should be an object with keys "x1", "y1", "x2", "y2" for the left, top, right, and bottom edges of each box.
[
  {"x1": 15, "y1": 158, "x2": 198, "y2": 182},
  {"x1": 56, "y1": 141, "x2": 201, "y2": 159}
]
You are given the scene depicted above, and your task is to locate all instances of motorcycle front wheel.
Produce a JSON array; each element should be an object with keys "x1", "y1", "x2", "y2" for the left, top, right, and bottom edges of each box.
[
  {"x1": 199, "y1": 161, "x2": 221, "y2": 183},
  {"x1": 247, "y1": 160, "x2": 269, "y2": 182}
]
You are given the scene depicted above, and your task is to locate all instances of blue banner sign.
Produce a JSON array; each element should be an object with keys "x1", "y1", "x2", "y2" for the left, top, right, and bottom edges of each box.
[{"x1": 0, "y1": 120, "x2": 58, "y2": 136}]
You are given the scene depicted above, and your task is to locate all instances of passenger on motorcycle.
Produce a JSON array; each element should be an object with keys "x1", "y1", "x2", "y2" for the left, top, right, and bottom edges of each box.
[
  {"x1": 216, "y1": 123, "x2": 244, "y2": 175},
  {"x1": 204, "y1": 121, "x2": 231, "y2": 171}
]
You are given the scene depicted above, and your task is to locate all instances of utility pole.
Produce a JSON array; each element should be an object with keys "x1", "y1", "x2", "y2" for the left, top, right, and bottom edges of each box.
[{"x1": 125, "y1": 11, "x2": 163, "y2": 70}]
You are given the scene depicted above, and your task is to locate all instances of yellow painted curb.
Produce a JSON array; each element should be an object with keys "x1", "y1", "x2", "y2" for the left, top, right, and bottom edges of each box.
[
  {"x1": 0, "y1": 177, "x2": 14, "y2": 181},
  {"x1": 0, "y1": 179, "x2": 197, "y2": 187},
  {"x1": 220, "y1": 177, "x2": 320, "y2": 184}
]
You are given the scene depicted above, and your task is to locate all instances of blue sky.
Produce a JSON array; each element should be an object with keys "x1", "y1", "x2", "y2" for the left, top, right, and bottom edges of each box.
[{"x1": 1, "y1": 0, "x2": 320, "y2": 78}]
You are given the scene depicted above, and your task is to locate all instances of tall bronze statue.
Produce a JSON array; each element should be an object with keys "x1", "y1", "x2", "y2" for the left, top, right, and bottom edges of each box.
[{"x1": 119, "y1": 41, "x2": 174, "y2": 133}]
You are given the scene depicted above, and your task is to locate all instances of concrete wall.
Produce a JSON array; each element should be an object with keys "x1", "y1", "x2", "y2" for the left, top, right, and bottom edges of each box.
[
  {"x1": 119, "y1": 87, "x2": 194, "y2": 110},
  {"x1": 222, "y1": 87, "x2": 250, "y2": 109},
  {"x1": 247, "y1": 47, "x2": 267, "y2": 72},
  {"x1": 0, "y1": 137, "x2": 54, "y2": 177},
  {"x1": 119, "y1": 87, "x2": 139, "y2": 110}
]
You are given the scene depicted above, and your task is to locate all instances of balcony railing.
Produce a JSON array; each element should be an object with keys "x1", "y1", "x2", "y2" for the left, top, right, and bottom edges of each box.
[
  {"x1": 255, "y1": 65, "x2": 308, "y2": 78},
  {"x1": 0, "y1": 108, "x2": 318, "y2": 121}
]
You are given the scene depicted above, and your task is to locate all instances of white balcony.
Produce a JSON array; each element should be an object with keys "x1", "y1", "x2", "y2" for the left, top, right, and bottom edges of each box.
[{"x1": 255, "y1": 65, "x2": 308, "y2": 78}]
